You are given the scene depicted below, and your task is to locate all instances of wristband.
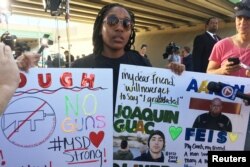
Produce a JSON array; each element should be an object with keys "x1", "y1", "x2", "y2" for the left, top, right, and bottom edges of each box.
[{"x1": 240, "y1": 63, "x2": 250, "y2": 70}]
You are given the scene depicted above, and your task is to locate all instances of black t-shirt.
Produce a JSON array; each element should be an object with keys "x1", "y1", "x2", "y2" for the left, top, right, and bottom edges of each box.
[
  {"x1": 183, "y1": 54, "x2": 193, "y2": 71},
  {"x1": 193, "y1": 113, "x2": 232, "y2": 132},
  {"x1": 134, "y1": 152, "x2": 165, "y2": 163},
  {"x1": 72, "y1": 50, "x2": 152, "y2": 111}
]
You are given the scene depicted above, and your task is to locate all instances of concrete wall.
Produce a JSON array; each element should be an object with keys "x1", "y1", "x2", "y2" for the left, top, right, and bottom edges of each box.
[{"x1": 134, "y1": 22, "x2": 236, "y2": 68}]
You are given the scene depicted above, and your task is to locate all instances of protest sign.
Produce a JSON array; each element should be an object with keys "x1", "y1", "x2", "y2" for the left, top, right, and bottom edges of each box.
[
  {"x1": 0, "y1": 68, "x2": 113, "y2": 167},
  {"x1": 113, "y1": 64, "x2": 250, "y2": 167}
]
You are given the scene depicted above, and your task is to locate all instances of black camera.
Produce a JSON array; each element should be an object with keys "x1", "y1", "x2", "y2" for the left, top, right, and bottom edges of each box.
[
  {"x1": 1, "y1": 32, "x2": 17, "y2": 50},
  {"x1": 14, "y1": 41, "x2": 30, "y2": 58},
  {"x1": 228, "y1": 57, "x2": 240, "y2": 65},
  {"x1": 1, "y1": 32, "x2": 30, "y2": 58},
  {"x1": 163, "y1": 42, "x2": 179, "y2": 59}
]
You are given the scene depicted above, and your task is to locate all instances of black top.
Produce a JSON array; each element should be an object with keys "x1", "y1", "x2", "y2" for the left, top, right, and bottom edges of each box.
[
  {"x1": 182, "y1": 53, "x2": 193, "y2": 71},
  {"x1": 143, "y1": 54, "x2": 152, "y2": 66},
  {"x1": 65, "y1": 55, "x2": 75, "y2": 67},
  {"x1": 193, "y1": 113, "x2": 232, "y2": 132},
  {"x1": 134, "y1": 152, "x2": 165, "y2": 163},
  {"x1": 72, "y1": 50, "x2": 152, "y2": 111}
]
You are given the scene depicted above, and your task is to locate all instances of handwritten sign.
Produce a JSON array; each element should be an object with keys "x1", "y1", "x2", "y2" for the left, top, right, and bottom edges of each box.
[
  {"x1": 0, "y1": 68, "x2": 113, "y2": 167},
  {"x1": 113, "y1": 64, "x2": 250, "y2": 167}
]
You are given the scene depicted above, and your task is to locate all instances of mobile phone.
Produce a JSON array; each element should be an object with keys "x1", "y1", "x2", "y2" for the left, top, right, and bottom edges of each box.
[{"x1": 228, "y1": 57, "x2": 240, "y2": 65}]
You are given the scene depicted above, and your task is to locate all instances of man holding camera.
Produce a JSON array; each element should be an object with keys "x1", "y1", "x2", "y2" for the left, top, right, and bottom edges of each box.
[{"x1": 163, "y1": 42, "x2": 181, "y2": 66}]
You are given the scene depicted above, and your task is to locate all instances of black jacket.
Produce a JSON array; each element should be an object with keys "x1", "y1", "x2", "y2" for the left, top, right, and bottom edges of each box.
[
  {"x1": 192, "y1": 32, "x2": 221, "y2": 73},
  {"x1": 134, "y1": 152, "x2": 165, "y2": 163},
  {"x1": 193, "y1": 113, "x2": 232, "y2": 132},
  {"x1": 182, "y1": 53, "x2": 193, "y2": 71}
]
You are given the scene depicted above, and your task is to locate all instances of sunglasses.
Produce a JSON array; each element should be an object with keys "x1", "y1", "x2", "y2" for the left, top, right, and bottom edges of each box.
[{"x1": 103, "y1": 15, "x2": 133, "y2": 30}]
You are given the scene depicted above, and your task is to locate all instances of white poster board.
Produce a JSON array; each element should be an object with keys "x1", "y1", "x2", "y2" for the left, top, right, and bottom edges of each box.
[
  {"x1": 0, "y1": 68, "x2": 113, "y2": 167},
  {"x1": 113, "y1": 64, "x2": 250, "y2": 167}
]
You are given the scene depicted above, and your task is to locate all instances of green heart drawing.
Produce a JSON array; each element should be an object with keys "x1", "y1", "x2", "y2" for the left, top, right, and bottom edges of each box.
[{"x1": 169, "y1": 126, "x2": 182, "y2": 141}]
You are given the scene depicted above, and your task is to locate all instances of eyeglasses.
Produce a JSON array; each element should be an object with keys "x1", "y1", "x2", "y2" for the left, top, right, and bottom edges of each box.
[{"x1": 103, "y1": 15, "x2": 133, "y2": 30}]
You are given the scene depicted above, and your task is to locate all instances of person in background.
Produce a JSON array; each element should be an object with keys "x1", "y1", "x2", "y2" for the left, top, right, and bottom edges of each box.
[
  {"x1": 193, "y1": 98, "x2": 232, "y2": 132},
  {"x1": 0, "y1": 42, "x2": 40, "y2": 115},
  {"x1": 64, "y1": 50, "x2": 75, "y2": 67},
  {"x1": 45, "y1": 55, "x2": 53, "y2": 68},
  {"x1": 181, "y1": 46, "x2": 193, "y2": 71},
  {"x1": 206, "y1": 0, "x2": 250, "y2": 150},
  {"x1": 134, "y1": 130, "x2": 166, "y2": 162},
  {"x1": 139, "y1": 44, "x2": 152, "y2": 65},
  {"x1": 207, "y1": 0, "x2": 250, "y2": 77},
  {"x1": 139, "y1": 44, "x2": 148, "y2": 58},
  {"x1": 192, "y1": 17, "x2": 221, "y2": 73},
  {"x1": 163, "y1": 42, "x2": 181, "y2": 66},
  {"x1": 113, "y1": 140, "x2": 134, "y2": 160},
  {"x1": 52, "y1": 53, "x2": 65, "y2": 68},
  {"x1": 72, "y1": 3, "x2": 185, "y2": 110}
]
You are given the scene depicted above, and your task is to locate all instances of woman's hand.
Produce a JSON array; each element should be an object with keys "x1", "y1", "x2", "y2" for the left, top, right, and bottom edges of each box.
[
  {"x1": 221, "y1": 60, "x2": 241, "y2": 75},
  {"x1": 166, "y1": 62, "x2": 185, "y2": 75},
  {"x1": 246, "y1": 70, "x2": 250, "y2": 77},
  {"x1": 16, "y1": 52, "x2": 41, "y2": 72},
  {"x1": 0, "y1": 43, "x2": 20, "y2": 89},
  {"x1": 0, "y1": 43, "x2": 20, "y2": 115}
]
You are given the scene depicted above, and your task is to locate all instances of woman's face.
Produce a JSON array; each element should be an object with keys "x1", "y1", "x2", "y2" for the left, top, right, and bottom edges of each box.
[
  {"x1": 140, "y1": 46, "x2": 147, "y2": 55},
  {"x1": 236, "y1": 16, "x2": 250, "y2": 35},
  {"x1": 101, "y1": 6, "x2": 132, "y2": 52},
  {"x1": 149, "y1": 134, "x2": 164, "y2": 155}
]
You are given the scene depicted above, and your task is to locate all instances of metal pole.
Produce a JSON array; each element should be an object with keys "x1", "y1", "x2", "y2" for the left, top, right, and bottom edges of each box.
[
  {"x1": 65, "y1": 0, "x2": 71, "y2": 67},
  {"x1": 56, "y1": 17, "x2": 61, "y2": 67},
  {"x1": 4, "y1": 14, "x2": 9, "y2": 31}
]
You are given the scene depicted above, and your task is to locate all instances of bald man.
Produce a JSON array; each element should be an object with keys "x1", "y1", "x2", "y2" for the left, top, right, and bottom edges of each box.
[{"x1": 193, "y1": 98, "x2": 232, "y2": 132}]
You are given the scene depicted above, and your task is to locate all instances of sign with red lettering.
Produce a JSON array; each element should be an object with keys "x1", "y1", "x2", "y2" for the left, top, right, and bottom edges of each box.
[{"x1": 0, "y1": 68, "x2": 113, "y2": 167}]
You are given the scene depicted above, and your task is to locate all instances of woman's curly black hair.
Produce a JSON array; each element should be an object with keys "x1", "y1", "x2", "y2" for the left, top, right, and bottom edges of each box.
[{"x1": 92, "y1": 3, "x2": 136, "y2": 55}]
